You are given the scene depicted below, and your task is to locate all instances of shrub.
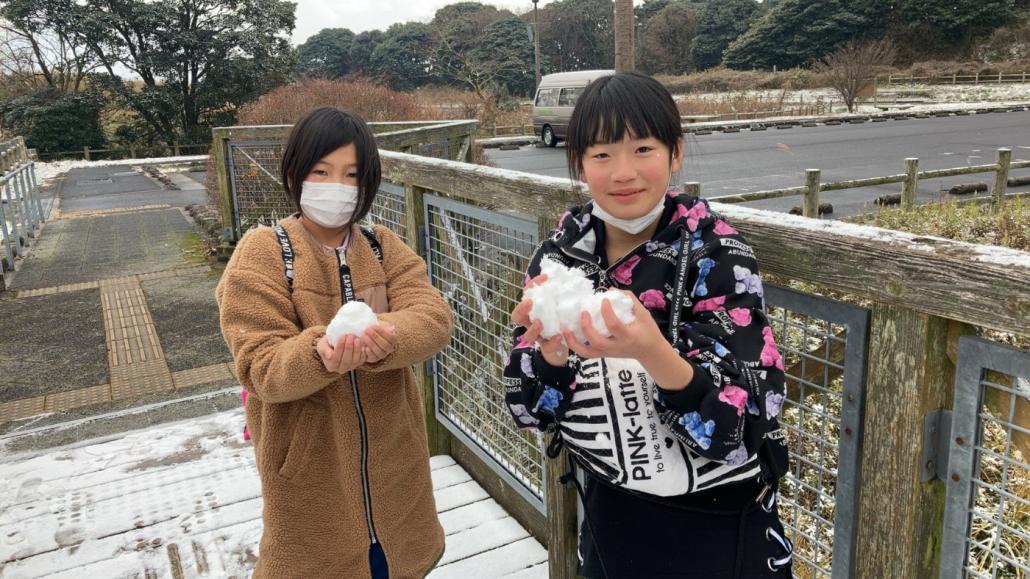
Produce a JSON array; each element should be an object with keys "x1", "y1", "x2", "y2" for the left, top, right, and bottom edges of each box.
[
  {"x1": 0, "y1": 89, "x2": 107, "y2": 155},
  {"x1": 236, "y1": 78, "x2": 443, "y2": 125}
]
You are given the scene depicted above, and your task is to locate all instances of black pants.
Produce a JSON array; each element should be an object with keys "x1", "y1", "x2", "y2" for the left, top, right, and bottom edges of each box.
[{"x1": 578, "y1": 477, "x2": 794, "y2": 579}]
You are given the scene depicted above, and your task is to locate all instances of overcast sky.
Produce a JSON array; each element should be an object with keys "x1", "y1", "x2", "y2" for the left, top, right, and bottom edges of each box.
[{"x1": 292, "y1": 0, "x2": 644, "y2": 45}]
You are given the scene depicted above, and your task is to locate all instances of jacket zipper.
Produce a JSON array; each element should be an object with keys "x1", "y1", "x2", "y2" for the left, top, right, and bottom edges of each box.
[
  {"x1": 349, "y1": 369, "x2": 380, "y2": 547},
  {"x1": 337, "y1": 249, "x2": 382, "y2": 553}
]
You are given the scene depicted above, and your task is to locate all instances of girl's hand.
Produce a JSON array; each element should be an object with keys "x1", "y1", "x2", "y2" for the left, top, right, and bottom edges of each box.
[
  {"x1": 361, "y1": 322, "x2": 397, "y2": 364},
  {"x1": 564, "y1": 292, "x2": 667, "y2": 361},
  {"x1": 316, "y1": 334, "x2": 367, "y2": 374},
  {"x1": 511, "y1": 274, "x2": 547, "y2": 328},
  {"x1": 511, "y1": 274, "x2": 569, "y2": 367}
]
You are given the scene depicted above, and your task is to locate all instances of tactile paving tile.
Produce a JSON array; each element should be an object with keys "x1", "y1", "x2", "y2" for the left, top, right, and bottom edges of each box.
[
  {"x1": 57, "y1": 204, "x2": 171, "y2": 220},
  {"x1": 0, "y1": 396, "x2": 45, "y2": 422},
  {"x1": 17, "y1": 281, "x2": 100, "y2": 298},
  {"x1": 110, "y1": 368, "x2": 174, "y2": 400},
  {"x1": 44, "y1": 384, "x2": 112, "y2": 412},
  {"x1": 171, "y1": 365, "x2": 233, "y2": 389},
  {"x1": 99, "y1": 277, "x2": 174, "y2": 402}
]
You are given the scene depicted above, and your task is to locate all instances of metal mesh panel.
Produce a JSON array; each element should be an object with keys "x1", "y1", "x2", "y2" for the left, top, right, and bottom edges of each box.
[
  {"x1": 964, "y1": 372, "x2": 1030, "y2": 578},
  {"x1": 368, "y1": 183, "x2": 407, "y2": 238},
  {"x1": 944, "y1": 338, "x2": 1030, "y2": 579},
  {"x1": 227, "y1": 141, "x2": 290, "y2": 234},
  {"x1": 423, "y1": 195, "x2": 543, "y2": 504},
  {"x1": 766, "y1": 296, "x2": 856, "y2": 579}
]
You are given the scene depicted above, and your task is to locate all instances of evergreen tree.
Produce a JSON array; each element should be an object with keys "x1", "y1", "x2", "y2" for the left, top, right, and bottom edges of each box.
[
  {"x1": 722, "y1": 0, "x2": 888, "y2": 70},
  {"x1": 690, "y1": 0, "x2": 761, "y2": 70},
  {"x1": 295, "y1": 28, "x2": 355, "y2": 78}
]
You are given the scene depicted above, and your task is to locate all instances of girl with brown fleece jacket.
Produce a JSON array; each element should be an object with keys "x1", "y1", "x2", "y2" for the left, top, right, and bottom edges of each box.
[{"x1": 216, "y1": 107, "x2": 453, "y2": 579}]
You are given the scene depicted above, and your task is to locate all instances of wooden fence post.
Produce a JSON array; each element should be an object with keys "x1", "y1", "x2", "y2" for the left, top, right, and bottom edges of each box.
[
  {"x1": 804, "y1": 169, "x2": 821, "y2": 218},
  {"x1": 992, "y1": 148, "x2": 1011, "y2": 213},
  {"x1": 855, "y1": 307, "x2": 954, "y2": 577},
  {"x1": 130, "y1": 145, "x2": 137, "y2": 159},
  {"x1": 83, "y1": 146, "x2": 90, "y2": 161},
  {"x1": 404, "y1": 182, "x2": 453, "y2": 458},
  {"x1": 902, "y1": 158, "x2": 919, "y2": 209},
  {"x1": 683, "y1": 181, "x2": 701, "y2": 197},
  {"x1": 173, "y1": 141, "x2": 181, "y2": 156}
]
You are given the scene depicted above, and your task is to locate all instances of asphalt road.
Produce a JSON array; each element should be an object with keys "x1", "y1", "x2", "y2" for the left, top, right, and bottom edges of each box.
[{"x1": 486, "y1": 110, "x2": 1030, "y2": 218}]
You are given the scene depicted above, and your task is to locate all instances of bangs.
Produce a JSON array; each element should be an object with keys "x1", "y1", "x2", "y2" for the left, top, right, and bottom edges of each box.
[{"x1": 566, "y1": 72, "x2": 682, "y2": 183}]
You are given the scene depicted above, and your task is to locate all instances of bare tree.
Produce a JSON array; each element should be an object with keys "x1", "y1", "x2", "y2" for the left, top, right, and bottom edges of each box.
[
  {"x1": 614, "y1": 0, "x2": 634, "y2": 72},
  {"x1": 813, "y1": 39, "x2": 895, "y2": 113},
  {"x1": 0, "y1": 0, "x2": 100, "y2": 94}
]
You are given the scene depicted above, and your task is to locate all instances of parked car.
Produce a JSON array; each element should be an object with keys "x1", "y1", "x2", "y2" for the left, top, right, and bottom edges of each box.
[{"x1": 532, "y1": 70, "x2": 614, "y2": 147}]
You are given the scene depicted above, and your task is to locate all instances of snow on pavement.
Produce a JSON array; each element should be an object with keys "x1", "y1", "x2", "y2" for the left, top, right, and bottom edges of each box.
[{"x1": 0, "y1": 410, "x2": 546, "y2": 578}]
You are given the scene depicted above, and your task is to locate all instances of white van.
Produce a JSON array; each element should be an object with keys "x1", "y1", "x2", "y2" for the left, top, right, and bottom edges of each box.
[{"x1": 532, "y1": 70, "x2": 614, "y2": 147}]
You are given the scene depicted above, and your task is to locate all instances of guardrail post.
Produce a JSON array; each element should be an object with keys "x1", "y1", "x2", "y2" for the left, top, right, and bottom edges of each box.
[
  {"x1": 404, "y1": 182, "x2": 453, "y2": 458},
  {"x1": 992, "y1": 148, "x2": 1011, "y2": 213},
  {"x1": 130, "y1": 145, "x2": 137, "y2": 159},
  {"x1": 683, "y1": 181, "x2": 701, "y2": 197},
  {"x1": 902, "y1": 158, "x2": 919, "y2": 209},
  {"x1": 856, "y1": 307, "x2": 952, "y2": 577},
  {"x1": 804, "y1": 168, "x2": 821, "y2": 218},
  {"x1": 83, "y1": 146, "x2": 90, "y2": 161}
]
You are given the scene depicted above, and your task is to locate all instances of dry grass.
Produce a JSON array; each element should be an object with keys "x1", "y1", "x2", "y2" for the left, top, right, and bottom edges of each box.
[
  {"x1": 676, "y1": 92, "x2": 832, "y2": 119},
  {"x1": 656, "y1": 68, "x2": 826, "y2": 94},
  {"x1": 852, "y1": 197, "x2": 1030, "y2": 252},
  {"x1": 237, "y1": 78, "x2": 444, "y2": 125}
]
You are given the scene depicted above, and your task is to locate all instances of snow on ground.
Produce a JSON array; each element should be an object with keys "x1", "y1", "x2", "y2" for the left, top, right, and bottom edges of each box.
[
  {"x1": 0, "y1": 409, "x2": 547, "y2": 578},
  {"x1": 32, "y1": 155, "x2": 208, "y2": 187},
  {"x1": 679, "y1": 82, "x2": 1030, "y2": 115}
]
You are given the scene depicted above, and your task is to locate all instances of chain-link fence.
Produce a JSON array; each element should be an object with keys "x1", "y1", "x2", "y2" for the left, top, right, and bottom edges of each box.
[
  {"x1": 764, "y1": 285, "x2": 869, "y2": 579},
  {"x1": 943, "y1": 338, "x2": 1030, "y2": 579},
  {"x1": 423, "y1": 193, "x2": 545, "y2": 509}
]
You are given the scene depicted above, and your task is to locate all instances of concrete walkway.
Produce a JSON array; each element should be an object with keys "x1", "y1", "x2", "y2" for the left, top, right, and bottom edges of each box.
[{"x1": 0, "y1": 162, "x2": 236, "y2": 452}]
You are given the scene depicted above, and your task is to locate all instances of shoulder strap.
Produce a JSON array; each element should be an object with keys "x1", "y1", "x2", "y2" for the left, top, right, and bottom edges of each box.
[
  {"x1": 273, "y1": 224, "x2": 381, "y2": 294},
  {"x1": 272, "y1": 224, "x2": 294, "y2": 294},
  {"x1": 360, "y1": 225, "x2": 383, "y2": 264}
]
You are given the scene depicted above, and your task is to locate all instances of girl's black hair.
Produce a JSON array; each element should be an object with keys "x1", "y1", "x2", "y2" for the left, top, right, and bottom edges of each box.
[
  {"x1": 565, "y1": 72, "x2": 682, "y2": 183},
  {"x1": 280, "y1": 106, "x2": 381, "y2": 225}
]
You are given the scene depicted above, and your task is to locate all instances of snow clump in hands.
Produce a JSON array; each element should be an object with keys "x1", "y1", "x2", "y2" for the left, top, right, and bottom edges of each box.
[
  {"x1": 326, "y1": 301, "x2": 379, "y2": 343},
  {"x1": 524, "y1": 257, "x2": 635, "y2": 342}
]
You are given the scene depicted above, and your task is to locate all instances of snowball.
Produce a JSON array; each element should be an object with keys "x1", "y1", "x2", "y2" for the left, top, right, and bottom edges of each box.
[
  {"x1": 326, "y1": 301, "x2": 379, "y2": 343},
  {"x1": 524, "y1": 257, "x2": 636, "y2": 342}
]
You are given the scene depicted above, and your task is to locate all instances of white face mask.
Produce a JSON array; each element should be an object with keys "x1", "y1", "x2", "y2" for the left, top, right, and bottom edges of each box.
[
  {"x1": 591, "y1": 196, "x2": 667, "y2": 235},
  {"x1": 300, "y1": 181, "x2": 359, "y2": 228}
]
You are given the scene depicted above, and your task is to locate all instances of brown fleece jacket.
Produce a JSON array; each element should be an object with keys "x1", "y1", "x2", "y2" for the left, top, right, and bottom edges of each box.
[{"x1": 216, "y1": 216, "x2": 453, "y2": 579}]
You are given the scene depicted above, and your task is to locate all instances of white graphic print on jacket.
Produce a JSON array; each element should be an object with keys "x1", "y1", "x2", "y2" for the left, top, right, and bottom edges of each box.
[{"x1": 562, "y1": 356, "x2": 761, "y2": 497}]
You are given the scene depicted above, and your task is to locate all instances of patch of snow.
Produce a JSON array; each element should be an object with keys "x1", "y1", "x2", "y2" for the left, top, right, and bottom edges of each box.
[
  {"x1": 32, "y1": 155, "x2": 208, "y2": 187},
  {"x1": 525, "y1": 257, "x2": 635, "y2": 341},
  {"x1": 326, "y1": 301, "x2": 379, "y2": 343}
]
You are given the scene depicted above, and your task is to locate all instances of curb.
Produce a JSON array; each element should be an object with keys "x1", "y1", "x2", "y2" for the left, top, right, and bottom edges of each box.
[{"x1": 681, "y1": 103, "x2": 1030, "y2": 136}]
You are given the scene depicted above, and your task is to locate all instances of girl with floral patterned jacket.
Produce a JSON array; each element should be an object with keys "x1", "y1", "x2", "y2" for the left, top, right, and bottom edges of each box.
[{"x1": 503, "y1": 73, "x2": 794, "y2": 579}]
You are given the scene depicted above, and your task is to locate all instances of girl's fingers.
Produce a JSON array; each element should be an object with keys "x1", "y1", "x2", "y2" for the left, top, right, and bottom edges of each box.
[
  {"x1": 598, "y1": 299, "x2": 624, "y2": 337},
  {"x1": 364, "y1": 326, "x2": 393, "y2": 354},
  {"x1": 511, "y1": 299, "x2": 533, "y2": 326},
  {"x1": 522, "y1": 320, "x2": 543, "y2": 343},
  {"x1": 580, "y1": 311, "x2": 608, "y2": 346},
  {"x1": 565, "y1": 330, "x2": 601, "y2": 359},
  {"x1": 526, "y1": 274, "x2": 548, "y2": 288}
]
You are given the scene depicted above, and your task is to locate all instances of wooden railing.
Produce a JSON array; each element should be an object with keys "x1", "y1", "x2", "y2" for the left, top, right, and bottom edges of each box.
[
  {"x1": 214, "y1": 122, "x2": 1030, "y2": 578},
  {"x1": 709, "y1": 148, "x2": 1030, "y2": 216},
  {"x1": 884, "y1": 72, "x2": 1030, "y2": 85}
]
